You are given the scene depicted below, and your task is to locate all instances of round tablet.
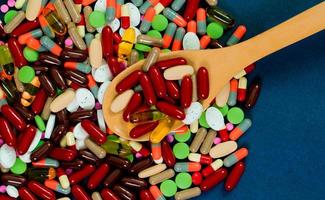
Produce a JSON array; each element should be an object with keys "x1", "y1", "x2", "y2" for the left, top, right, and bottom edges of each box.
[
  {"x1": 147, "y1": 30, "x2": 162, "y2": 39},
  {"x1": 216, "y1": 104, "x2": 229, "y2": 116},
  {"x1": 4, "y1": 10, "x2": 17, "y2": 24},
  {"x1": 89, "y1": 11, "x2": 106, "y2": 28},
  {"x1": 97, "y1": 80, "x2": 111, "y2": 105},
  {"x1": 175, "y1": 172, "x2": 192, "y2": 189},
  {"x1": 174, "y1": 131, "x2": 191, "y2": 143},
  {"x1": 206, "y1": 107, "x2": 225, "y2": 131},
  {"x1": 182, "y1": 102, "x2": 203, "y2": 125},
  {"x1": 23, "y1": 47, "x2": 38, "y2": 62},
  {"x1": 92, "y1": 60, "x2": 112, "y2": 82},
  {"x1": 152, "y1": 14, "x2": 168, "y2": 31},
  {"x1": 160, "y1": 180, "x2": 177, "y2": 197},
  {"x1": 227, "y1": 107, "x2": 244, "y2": 124},
  {"x1": 0, "y1": 144, "x2": 16, "y2": 168},
  {"x1": 199, "y1": 111, "x2": 210, "y2": 128},
  {"x1": 173, "y1": 142, "x2": 190, "y2": 159},
  {"x1": 183, "y1": 32, "x2": 200, "y2": 50},
  {"x1": 18, "y1": 65, "x2": 35, "y2": 83},
  {"x1": 76, "y1": 88, "x2": 95, "y2": 110},
  {"x1": 10, "y1": 158, "x2": 27, "y2": 175},
  {"x1": 207, "y1": 22, "x2": 224, "y2": 39}
]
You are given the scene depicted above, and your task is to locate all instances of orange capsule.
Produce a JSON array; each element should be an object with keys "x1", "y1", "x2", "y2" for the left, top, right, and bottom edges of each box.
[
  {"x1": 187, "y1": 20, "x2": 196, "y2": 33},
  {"x1": 200, "y1": 35, "x2": 211, "y2": 49}
]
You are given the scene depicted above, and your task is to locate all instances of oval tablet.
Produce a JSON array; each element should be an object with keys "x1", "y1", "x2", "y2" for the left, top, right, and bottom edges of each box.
[
  {"x1": 89, "y1": 38, "x2": 103, "y2": 68},
  {"x1": 183, "y1": 32, "x2": 200, "y2": 50},
  {"x1": 76, "y1": 88, "x2": 95, "y2": 110},
  {"x1": 0, "y1": 144, "x2": 16, "y2": 168},
  {"x1": 216, "y1": 82, "x2": 230, "y2": 107},
  {"x1": 50, "y1": 88, "x2": 75, "y2": 113},
  {"x1": 209, "y1": 141, "x2": 238, "y2": 158},
  {"x1": 206, "y1": 107, "x2": 225, "y2": 131},
  {"x1": 98, "y1": 81, "x2": 111, "y2": 105},
  {"x1": 66, "y1": 97, "x2": 79, "y2": 112},
  {"x1": 126, "y1": 3, "x2": 141, "y2": 27},
  {"x1": 183, "y1": 102, "x2": 203, "y2": 125},
  {"x1": 138, "y1": 164, "x2": 167, "y2": 178},
  {"x1": 164, "y1": 65, "x2": 194, "y2": 80},
  {"x1": 111, "y1": 89, "x2": 134, "y2": 113},
  {"x1": 92, "y1": 60, "x2": 113, "y2": 82},
  {"x1": 26, "y1": 0, "x2": 42, "y2": 21},
  {"x1": 6, "y1": 185, "x2": 19, "y2": 198},
  {"x1": 108, "y1": 18, "x2": 120, "y2": 32}
]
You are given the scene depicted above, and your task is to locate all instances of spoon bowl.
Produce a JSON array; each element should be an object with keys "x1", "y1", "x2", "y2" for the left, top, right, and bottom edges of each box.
[{"x1": 103, "y1": 2, "x2": 325, "y2": 141}]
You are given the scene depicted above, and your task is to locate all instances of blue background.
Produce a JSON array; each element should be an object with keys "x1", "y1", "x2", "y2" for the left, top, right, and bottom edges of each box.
[
  {"x1": 1, "y1": 0, "x2": 324, "y2": 199},
  {"x1": 197, "y1": 0, "x2": 325, "y2": 200}
]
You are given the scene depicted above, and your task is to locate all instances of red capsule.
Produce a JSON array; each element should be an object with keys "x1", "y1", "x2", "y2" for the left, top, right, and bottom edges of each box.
[
  {"x1": 155, "y1": 57, "x2": 187, "y2": 70},
  {"x1": 156, "y1": 101, "x2": 185, "y2": 120},
  {"x1": 31, "y1": 88, "x2": 48, "y2": 115},
  {"x1": 139, "y1": 73, "x2": 156, "y2": 106},
  {"x1": 1, "y1": 104, "x2": 27, "y2": 131},
  {"x1": 107, "y1": 56, "x2": 124, "y2": 76},
  {"x1": 71, "y1": 185, "x2": 91, "y2": 200},
  {"x1": 8, "y1": 38, "x2": 28, "y2": 67},
  {"x1": 148, "y1": 66, "x2": 167, "y2": 98},
  {"x1": 27, "y1": 181, "x2": 56, "y2": 200},
  {"x1": 130, "y1": 121, "x2": 159, "y2": 139},
  {"x1": 200, "y1": 168, "x2": 228, "y2": 192},
  {"x1": 192, "y1": 171, "x2": 203, "y2": 185},
  {"x1": 17, "y1": 125, "x2": 37, "y2": 155},
  {"x1": 225, "y1": 161, "x2": 245, "y2": 191},
  {"x1": 218, "y1": 128, "x2": 229, "y2": 142},
  {"x1": 69, "y1": 164, "x2": 96, "y2": 185},
  {"x1": 161, "y1": 139, "x2": 176, "y2": 167},
  {"x1": 116, "y1": 70, "x2": 143, "y2": 93},
  {"x1": 11, "y1": 20, "x2": 40, "y2": 37},
  {"x1": 180, "y1": 75, "x2": 192, "y2": 108},
  {"x1": 123, "y1": 92, "x2": 142, "y2": 121},
  {"x1": 101, "y1": 188, "x2": 121, "y2": 200},
  {"x1": 197, "y1": 67, "x2": 209, "y2": 100},
  {"x1": 140, "y1": 189, "x2": 155, "y2": 200},
  {"x1": 113, "y1": 32, "x2": 122, "y2": 44},
  {"x1": 102, "y1": 26, "x2": 114, "y2": 58},
  {"x1": 18, "y1": 187, "x2": 38, "y2": 200},
  {"x1": 183, "y1": 0, "x2": 200, "y2": 21},
  {"x1": 87, "y1": 163, "x2": 110, "y2": 189},
  {"x1": 81, "y1": 119, "x2": 107, "y2": 144},
  {"x1": 0, "y1": 117, "x2": 16, "y2": 147},
  {"x1": 0, "y1": 195, "x2": 15, "y2": 200},
  {"x1": 165, "y1": 80, "x2": 180, "y2": 99},
  {"x1": 49, "y1": 148, "x2": 77, "y2": 161}
]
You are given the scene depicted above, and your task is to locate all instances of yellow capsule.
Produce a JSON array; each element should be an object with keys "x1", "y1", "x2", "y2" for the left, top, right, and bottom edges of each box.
[
  {"x1": 118, "y1": 42, "x2": 133, "y2": 57},
  {"x1": 122, "y1": 28, "x2": 136, "y2": 44},
  {"x1": 150, "y1": 117, "x2": 174, "y2": 144}
]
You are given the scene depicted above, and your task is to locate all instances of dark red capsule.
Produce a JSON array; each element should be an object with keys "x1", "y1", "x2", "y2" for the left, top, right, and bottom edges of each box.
[
  {"x1": 113, "y1": 184, "x2": 136, "y2": 200},
  {"x1": 8, "y1": 38, "x2": 28, "y2": 68},
  {"x1": 71, "y1": 185, "x2": 91, "y2": 200},
  {"x1": 81, "y1": 119, "x2": 107, "y2": 144},
  {"x1": 60, "y1": 48, "x2": 88, "y2": 62},
  {"x1": 116, "y1": 70, "x2": 143, "y2": 93},
  {"x1": 139, "y1": 73, "x2": 156, "y2": 106},
  {"x1": 0, "y1": 195, "x2": 15, "y2": 200},
  {"x1": 200, "y1": 168, "x2": 228, "y2": 192},
  {"x1": 183, "y1": 0, "x2": 200, "y2": 21},
  {"x1": 102, "y1": 26, "x2": 114, "y2": 58},
  {"x1": 148, "y1": 66, "x2": 167, "y2": 98},
  {"x1": 14, "y1": 103, "x2": 35, "y2": 121},
  {"x1": 49, "y1": 148, "x2": 77, "y2": 161},
  {"x1": 155, "y1": 57, "x2": 187, "y2": 70},
  {"x1": 1, "y1": 174, "x2": 26, "y2": 187},
  {"x1": 1, "y1": 104, "x2": 27, "y2": 131},
  {"x1": 225, "y1": 161, "x2": 245, "y2": 191},
  {"x1": 103, "y1": 169, "x2": 123, "y2": 187},
  {"x1": 39, "y1": 74, "x2": 56, "y2": 97},
  {"x1": 108, "y1": 56, "x2": 124, "y2": 77},
  {"x1": 161, "y1": 139, "x2": 176, "y2": 167},
  {"x1": 162, "y1": 95, "x2": 177, "y2": 104},
  {"x1": 11, "y1": 20, "x2": 39, "y2": 37},
  {"x1": 129, "y1": 157, "x2": 153, "y2": 174},
  {"x1": 31, "y1": 88, "x2": 47, "y2": 115},
  {"x1": 130, "y1": 121, "x2": 159, "y2": 139},
  {"x1": 123, "y1": 92, "x2": 142, "y2": 121},
  {"x1": 180, "y1": 75, "x2": 192, "y2": 108},
  {"x1": 245, "y1": 77, "x2": 261, "y2": 109},
  {"x1": 165, "y1": 80, "x2": 180, "y2": 99},
  {"x1": 140, "y1": 189, "x2": 155, "y2": 200},
  {"x1": 17, "y1": 125, "x2": 37, "y2": 155},
  {"x1": 156, "y1": 101, "x2": 185, "y2": 120},
  {"x1": 30, "y1": 141, "x2": 53, "y2": 162},
  {"x1": 0, "y1": 117, "x2": 16, "y2": 147},
  {"x1": 87, "y1": 163, "x2": 110, "y2": 189},
  {"x1": 49, "y1": 67, "x2": 67, "y2": 90},
  {"x1": 101, "y1": 188, "x2": 121, "y2": 200},
  {"x1": 197, "y1": 67, "x2": 209, "y2": 100},
  {"x1": 18, "y1": 187, "x2": 38, "y2": 200},
  {"x1": 69, "y1": 164, "x2": 96, "y2": 185},
  {"x1": 39, "y1": 53, "x2": 62, "y2": 67},
  {"x1": 27, "y1": 181, "x2": 56, "y2": 200}
]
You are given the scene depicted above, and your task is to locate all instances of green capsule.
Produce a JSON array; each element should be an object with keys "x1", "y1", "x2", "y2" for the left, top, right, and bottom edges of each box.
[
  {"x1": 206, "y1": 6, "x2": 235, "y2": 29},
  {"x1": 0, "y1": 45, "x2": 14, "y2": 75},
  {"x1": 174, "y1": 27, "x2": 186, "y2": 41}
]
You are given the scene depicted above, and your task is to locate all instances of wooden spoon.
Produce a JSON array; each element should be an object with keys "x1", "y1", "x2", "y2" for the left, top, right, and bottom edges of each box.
[{"x1": 103, "y1": 2, "x2": 325, "y2": 141}]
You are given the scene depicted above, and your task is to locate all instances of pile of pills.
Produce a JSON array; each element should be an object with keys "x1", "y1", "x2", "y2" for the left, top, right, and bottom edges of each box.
[{"x1": 0, "y1": 0, "x2": 262, "y2": 199}]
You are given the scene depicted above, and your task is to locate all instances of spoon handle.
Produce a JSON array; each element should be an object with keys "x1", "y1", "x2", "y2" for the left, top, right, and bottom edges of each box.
[{"x1": 235, "y1": 2, "x2": 325, "y2": 66}]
